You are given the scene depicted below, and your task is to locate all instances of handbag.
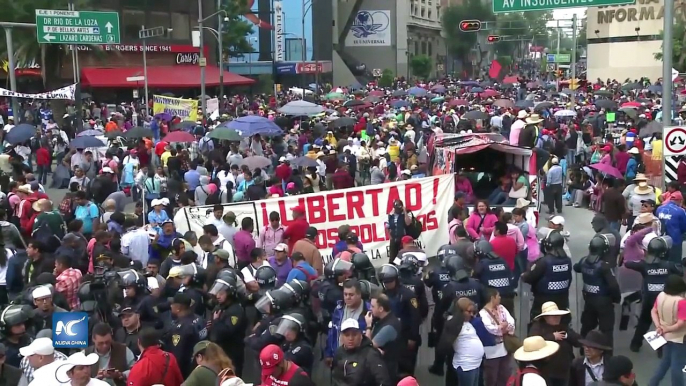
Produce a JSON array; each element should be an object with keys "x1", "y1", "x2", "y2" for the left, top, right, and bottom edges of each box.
[
  {"x1": 509, "y1": 184, "x2": 528, "y2": 199},
  {"x1": 503, "y1": 334, "x2": 522, "y2": 354}
]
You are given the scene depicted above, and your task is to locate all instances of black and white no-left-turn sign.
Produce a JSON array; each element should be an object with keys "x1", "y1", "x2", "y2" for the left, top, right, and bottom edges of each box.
[{"x1": 665, "y1": 126, "x2": 686, "y2": 156}]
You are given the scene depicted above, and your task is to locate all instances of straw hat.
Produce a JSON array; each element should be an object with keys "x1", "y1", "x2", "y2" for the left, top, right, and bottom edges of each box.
[
  {"x1": 526, "y1": 114, "x2": 543, "y2": 125},
  {"x1": 32, "y1": 198, "x2": 52, "y2": 213},
  {"x1": 515, "y1": 198, "x2": 531, "y2": 208},
  {"x1": 634, "y1": 182, "x2": 653, "y2": 195},
  {"x1": 633, "y1": 173, "x2": 648, "y2": 182},
  {"x1": 535, "y1": 301, "x2": 570, "y2": 319},
  {"x1": 513, "y1": 336, "x2": 560, "y2": 362},
  {"x1": 635, "y1": 212, "x2": 656, "y2": 225}
]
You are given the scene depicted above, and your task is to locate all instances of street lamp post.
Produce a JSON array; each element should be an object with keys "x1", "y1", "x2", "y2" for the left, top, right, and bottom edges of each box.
[
  {"x1": 198, "y1": 1, "x2": 228, "y2": 120},
  {"x1": 217, "y1": 0, "x2": 224, "y2": 99},
  {"x1": 139, "y1": 26, "x2": 168, "y2": 117},
  {"x1": 302, "y1": 0, "x2": 313, "y2": 92}
]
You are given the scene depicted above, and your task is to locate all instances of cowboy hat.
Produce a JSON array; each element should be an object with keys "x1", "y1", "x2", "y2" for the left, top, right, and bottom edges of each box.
[
  {"x1": 635, "y1": 212, "x2": 656, "y2": 225},
  {"x1": 56, "y1": 352, "x2": 100, "y2": 382},
  {"x1": 633, "y1": 173, "x2": 648, "y2": 182},
  {"x1": 526, "y1": 114, "x2": 543, "y2": 125},
  {"x1": 17, "y1": 185, "x2": 33, "y2": 195},
  {"x1": 513, "y1": 336, "x2": 560, "y2": 362},
  {"x1": 515, "y1": 198, "x2": 531, "y2": 208},
  {"x1": 634, "y1": 182, "x2": 653, "y2": 195},
  {"x1": 579, "y1": 330, "x2": 612, "y2": 351},
  {"x1": 31, "y1": 198, "x2": 51, "y2": 213},
  {"x1": 535, "y1": 301, "x2": 570, "y2": 319},
  {"x1": 628, "y1": 147, "x2": 640, "y2": 155}
]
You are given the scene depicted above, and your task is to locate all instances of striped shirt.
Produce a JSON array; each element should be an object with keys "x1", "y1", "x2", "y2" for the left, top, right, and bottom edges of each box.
[{"x1": 21, "y1": 350, "x2": 68, "y2": 383}]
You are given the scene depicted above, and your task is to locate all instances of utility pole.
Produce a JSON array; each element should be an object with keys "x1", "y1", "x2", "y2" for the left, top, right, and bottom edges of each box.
[
  {"x1": 0, "y1": 22, "x2": 36, "y2": 121},
  {"x1": 218, "y1": 0, "x2": 224, "y2": 99},
  {"x1": 556, "y1": 19, "x2": 560, "y2": 89},
  {"x1": 198, "y1": 0, "x2": 207, "y2": 119},
  {"x1": 662, "y1": 0, "x2": 674, "y2": 190},
  {"x1": 571, "y1": 13, "x2": 577, "y2": 106}
]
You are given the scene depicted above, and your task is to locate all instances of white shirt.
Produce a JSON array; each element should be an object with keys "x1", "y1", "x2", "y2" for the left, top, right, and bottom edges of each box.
[
  {"x1": 451, "y1": 321, "x2": 484, "y2": 371},
  {"x1": 0, "y1": 248, "x2": 15, "y2": 286},
  {"x1": 479, "y1": 306, "x2": 515, "y2": 359},
  {"x1": 316, "y1": 159, "x2": 326, "y2": 177},
  {"x1": 122, "y1": 156, "x2": 139, "y2": 167},
  {"x1": 584, "y1": 357, "x2": 604, "y2": 385},
  {"x1": 240, "y1": 261, "x2": 271, "y2": 283},
  {"x1": 212, "y1": 235, "x2": 236, "y2": 268},
  {"x1": 521, "y1": 366, "x2": 548, "y2": 385},
  {"x1": 121, "y1": 228, "x2": 151, "y2": 266}
]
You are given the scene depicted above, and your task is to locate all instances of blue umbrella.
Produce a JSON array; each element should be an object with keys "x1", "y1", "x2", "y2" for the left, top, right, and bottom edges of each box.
[
  {"x1": 77, "y1": 129, "x2": 101, "y2": 137},
  {"x1": 647, "y1": 84, "x2": 662, "y2": 94},
  {"x1": 470, "y1": 87, "x2": 484, "y2": 93},
  {"x1": 70, "y1": 136, "x2": 105, "y2": 149},
  {"x1": 461, "y1": 81, "x2": 480, "y2": 87},
  {"x1": 5, "y1": 124, "x2": 36, "y2": 145},
  {"x1": 408, "y1": 87, "x2": 427, "y2": 97},
  {"x1": 223, "y1": 116, "x2": 283, "y2": 137},
  {"x1": 431, "y1": 85, "x2": 446, "y2": 94},
  {"x1": 392, "y1": 100, "x2": 410, "y2": 109},
  {"x1": 154, "y1": 112, "x2": 172, "y2": 121}
]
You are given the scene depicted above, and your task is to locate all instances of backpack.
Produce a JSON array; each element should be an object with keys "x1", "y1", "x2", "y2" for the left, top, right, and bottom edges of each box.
[
  {"x1": 32, "y1": 219, "x2": 62, "y2": 253},
  {"x1": 2, "y1": 193, "x2": 15, "y2": 219},
  {"x1": 216, "y1": 367, "x2": 238, "y2": 386},
  {"x1": 405, "y1": 212, "x2": 423, "y2": 239},
  {"x1": 205, "y1": 189, "x2": 223, "y2": 205},
  {"x1": 294, "y1": 265, "x2": 318, "y2": 283},
  {"x1": 507, "y1": 367, "x2": 541, "y2": 386}
]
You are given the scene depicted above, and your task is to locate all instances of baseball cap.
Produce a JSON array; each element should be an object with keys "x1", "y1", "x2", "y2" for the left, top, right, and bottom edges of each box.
[
  {"x1": 671, "y1": 191, "x2": 684, "y2": 201},
  {"x1": 341, "y1": 318, "x2": 360, "y2": 332},
  {"x1": 291, "y1": 205, "x2": 305, "y2": 214},
  {"x1": 19, "y1": 337, "x2": 54, "y2": 357},
  {"x1": 549, "y1": 216, "x2": 565, "y2": 226},
  {"x1": 260, "y1": 344, "x2": 284, "y2": 378},
  {"x1": 101, "y1": 167, "x2": 114, "y2": 174},
  {"x1": 401, "y1": 235, "x2": 414, "y2": 245},
  {"x1": 119, "y1": 306, "x2": 137, "y2": 316},
  {"x1": 603, "y1": 355, "x2": 633, "y2": 380},
  {"x1": 305, "y1": 226, "x2": 318, "y2": 238},
  {"x1": 279, "y1": 156, "x2": 287, "y2": 162},
  {"x1": 213, "y1": 249, "x2": 231, "y2": 260},
  {"x1": 192, "y1": 340, "x2": 211, "y2": 357},
  {"x1": 274, "y1": 243, "x2": 288, "y2": 253},
  {"x1": 641, "y1": 199, "x2": 657, "y2": 206}
]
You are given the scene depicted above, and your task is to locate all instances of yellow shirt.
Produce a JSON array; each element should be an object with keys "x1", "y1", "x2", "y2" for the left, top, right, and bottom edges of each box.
[
  {"x1": 160, "y1": 151, "x2": 172, "y2": 168},
  {"x1": 651, "y1": 139, "x2": 663, "y2": 160},
  {"x1": 388, "y1": 145, "x2": 400, "y2": 159}
]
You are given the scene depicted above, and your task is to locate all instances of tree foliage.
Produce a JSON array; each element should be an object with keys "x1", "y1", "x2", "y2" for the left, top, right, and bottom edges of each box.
[
  {"x1": 442, "y1": 0, "x2": 494, "y2": 69},
  {"x1": 378, "y1": 69, "x2": 394, "y2": 87},
  {"x1": 221, "y1": 0, "x2": 255, "y2": 59},
  {"x1": 493, "y1": 11, "x2": 550, "y2": 58},
  {"x1": 410, "y1": 55, "x2": 432, "y2": 79},
  {"x1": 654, "y1": 5, "x2": 686, "y2": 73}
]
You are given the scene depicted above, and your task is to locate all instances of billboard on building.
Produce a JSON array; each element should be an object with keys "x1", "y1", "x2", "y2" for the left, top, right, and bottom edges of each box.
[{"x1": 345, "y1": 10, "x2": 392, "y2": 47}]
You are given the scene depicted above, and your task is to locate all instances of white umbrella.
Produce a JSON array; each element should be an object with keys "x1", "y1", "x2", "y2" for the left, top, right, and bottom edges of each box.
[
  {"x1": 277, "y1": 100, "x2": 324, "y2": 116},
  {"x1": 554, "y1": 109, "x2": 576, "y2": 118}
]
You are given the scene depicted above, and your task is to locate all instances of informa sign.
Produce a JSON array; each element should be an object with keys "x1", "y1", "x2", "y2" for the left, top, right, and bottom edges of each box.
[
  {"x1": 345, "y1": 10, "x2": 392, "y2": 47},
  {"x1": 0, "y1": 84, "x2": 76, "y2": 100},
  {"x1": 492, "y1": 0, "x2": 635, "y2": 13},
  {"x1": 152, "y1": 95, "x2": 199, "y2": 122},
  {"x1": 35, "y1": 9, "x2": 121, "y2": 44},
  {"x1": 665, "y1": 127, "x2": 686, "y2": 156},
  {"x1": 174, "y1": 175, "x2": 454, "y2": 266},
  {"x1": 274, "y1": 2, "x2": 285, "y2": 61}
]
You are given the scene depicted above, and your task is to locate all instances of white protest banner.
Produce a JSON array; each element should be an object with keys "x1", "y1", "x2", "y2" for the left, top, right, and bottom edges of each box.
[
  {"x1": 207, "y1": 98, "x2": 219, "y2": 115},
  {"x1": 174, "y1": 175, "x2": 454, "y2": 267},
  {"x1": 0, "y1": 84, "x2": 76, "y2": 100}
]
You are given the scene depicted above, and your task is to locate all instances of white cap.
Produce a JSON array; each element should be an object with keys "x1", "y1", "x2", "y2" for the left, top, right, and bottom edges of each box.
[
  {"x1": 19, "y1": 337, "x2": 55, "y2": 357},
  {"x1": 341, "y1": 318, "x2": 361, "y2": 332},
  {"x1": 151, "y1": 199, "x2": 163, "y2": 207},
  {"x1": 101, "y1": 167, "x2": 114, "y2": 174},
  {"x1": 274, "y1": 243, "x2": 288, "y2": 252},
  {"x1": 279, "y1": 156, "x2": 287, "y2": 162},
  {"x1": 147, "y1": 277, "x2": 160, "y2": 290},
  {"x1": 401, "y1": 169, "x2": 412, "y2": 176},
  {"x1": 161, "y1": 198, "x2": 170, "y2": 206},
  {"x1": 32, "y1": 285, "x2": 52, "y2": 300},
  {"x1": 549, "y1": 216, "x2": 565, "y2": 226}
]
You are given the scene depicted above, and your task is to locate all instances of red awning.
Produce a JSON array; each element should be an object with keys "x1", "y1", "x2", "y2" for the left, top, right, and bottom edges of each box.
[{"x1": 80, "y1": 65, "x2": 254, "y2": 88}]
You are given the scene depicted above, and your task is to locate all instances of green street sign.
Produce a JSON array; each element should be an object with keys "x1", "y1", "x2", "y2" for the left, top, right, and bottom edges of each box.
[
  {"x1": 556, "y1": 54, "x2": 571, "y2": 63},
  {"x1": 35, "y1": 9, "x2": 121, "y2": 44},
  {"x1": 493, "y1": 0, "x2": 635, "y2": 13}
]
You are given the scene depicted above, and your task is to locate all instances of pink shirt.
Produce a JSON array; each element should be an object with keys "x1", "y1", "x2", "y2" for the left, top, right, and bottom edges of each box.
[
  {"x1": 465, "y1": 213, "x2": 498, "y2": 240},
  {"x1": 490, "y1": 223, "x2": 525, "y2": 252}
]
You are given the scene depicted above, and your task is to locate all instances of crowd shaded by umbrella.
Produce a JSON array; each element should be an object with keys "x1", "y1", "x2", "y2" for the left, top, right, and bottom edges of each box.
[
  {"x1": 224, "y1": 116, "x2": 283, "y2": 137},
  {"x1": 124, "y1": 127, "x2": 154, "y2": 139},
  {"x1": 5, "y1": 124, "x2": 36, "y2": 145},
  {"x1": 239, "y1": 156, "x2": 272, "y2": 170},
  {"x1": 278, "y1": 100, "x2": 324, "y2": 116},
  {"x1": 70, "y1": 136, "x2": 105, "y2": 149}
]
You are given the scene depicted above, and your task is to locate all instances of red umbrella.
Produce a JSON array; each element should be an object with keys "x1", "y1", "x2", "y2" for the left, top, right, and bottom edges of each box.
[
  {"x1": 449, "y1": 99, "x2": 469, "y2": 107},
  {"x1": 621, "y1": 101, "x2": 641, "y2": 108},
  {"x1": 502, "y1": 76, "x2": 519, "y2": 84},
  {"x1": 368, "y1": 90, "x2": 384, "y2": 97},
  {"x1": 480, "y1": 89, "x2": 500, "y2": 98},
  {"x1": 163, "y1": 131, "x2": 196, "y2": 143}
]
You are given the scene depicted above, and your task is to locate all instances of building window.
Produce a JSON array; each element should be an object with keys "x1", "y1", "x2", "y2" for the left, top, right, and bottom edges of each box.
[
  {"x1": 149, "y1": 11, "x2": 172, "y2": 38},
  {"x1": 171, "y1": 13, "x2": 191, "y2": 40},
  {"x1": 414, "y1": 41, "x2": 419, "y2": 55},
  {"x1": 428, "y1": 42, "x2": 432, "y2": 56},
  {"x1": 428, "y1": 10, "x2": 432, "y2": 19},
  {"x1": 421, "y1": 7, "x2": 425, "y2": 17},
  {"x1": 411, "y1": 4, "x2": 415, "y2": 15},
  {"x1": 123, "y1": 9, "x2": 145, "y2": 40},
  {"x1": 421, "y1": 41, "x2": 427, "y2": 54}
]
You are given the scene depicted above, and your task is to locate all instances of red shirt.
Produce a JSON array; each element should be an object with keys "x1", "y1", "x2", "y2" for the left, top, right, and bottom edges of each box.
[
  {"x1": 283, "y1": 217, "x2": 309, "y2": 253},
  {"x1": 332, "y1": 169, "x2": 354, "y2": 190},
  {"x1": 154, "y1": 141, "x2": 168, "y2": 156},
  {"x1": 275, "y1": 164, "x2": 292, "y2": 181},
  {"x1": 127, "y1": 347, "x2": 183, "y2": 386},
  {"x1": 36, "y1": 148, "x2": 51, "y2": 166},
  {"x1": 490, "y1": 235, "x2": 518, "y2": 270}
]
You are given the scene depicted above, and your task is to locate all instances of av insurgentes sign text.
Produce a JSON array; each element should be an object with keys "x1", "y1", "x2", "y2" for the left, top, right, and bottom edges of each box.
[{"x1": 274, "y1": 2, "x2": 285, "y2": 62}]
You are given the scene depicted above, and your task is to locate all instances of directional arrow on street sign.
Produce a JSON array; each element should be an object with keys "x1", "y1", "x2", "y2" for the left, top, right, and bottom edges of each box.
[
  {"x1": 43, "y1": 34, "x2": 55, "y2": 42},
  {"x1": 105, "y1": 22, "x2": 113, "y2": 33}
]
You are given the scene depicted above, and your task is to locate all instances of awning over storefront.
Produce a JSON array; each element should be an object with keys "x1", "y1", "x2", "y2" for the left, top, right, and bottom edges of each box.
[{"x1": 80, "y1": 65, "x2": 254, "y2": 88}]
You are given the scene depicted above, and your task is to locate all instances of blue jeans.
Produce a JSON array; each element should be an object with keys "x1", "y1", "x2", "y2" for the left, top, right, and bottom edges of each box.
[
  {"x1": 513, "y1": 249, "x2": 528, "y2": 286},
  {"x1": 455, "y1": 367, "x2": 480, "y2": 386},
  {"x1": 608, "y1": 221, "x2": 621, "y2": 232},
  {"x1": 36, "y1": 165, "x2": 49, "y2": 185},
  {"x1": 567, "y1": 149, "x2": 576, "y2": 166},
  {"x1": 489, "y1": 189, "x2": 508, "y2": 205},
  {"x1": 648, "y1": 341, "x2": 686, "y2": 386}
]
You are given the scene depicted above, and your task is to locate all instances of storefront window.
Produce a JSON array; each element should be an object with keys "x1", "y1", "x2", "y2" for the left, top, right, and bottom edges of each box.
[
  {"x1": 149, "y1": 11, "x2": 172, "y2": 38},
  {"x1": 123, "y1": 9, "x2": 145, "y2": 40},
  {"x1": 171, "y1": 13, "x2": 191, "y2": 40}
]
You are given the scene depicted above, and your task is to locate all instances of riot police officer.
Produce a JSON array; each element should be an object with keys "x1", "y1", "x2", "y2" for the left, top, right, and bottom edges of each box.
[
  {"x1": 275, "y1": 313, "x2": 314, "y2": 375},
  {"x1": 317, "y1": 258, "x2": 353, "y2": 326},
  {"x1": 0, "y1": 305, "x2": 32, "y2": 367},
  {"x1": 436, "y1": 244, "x2": 459, "y2": 263},
  {"x1": 438, "y1": 255, "x2": 485, "y2": 314},
  {"x1": 472, "y1": 240, "x2": 516, "y2": 315},
  {"x1": 626, "y1": 236, "x2": 683, "y2": 352},
  {"x1": 425, "y1": 250, "x2": 453, "y2": 377},
  {"x1": 351, "y1": 253, "x2": 378, "y2": 285},
  {"x1": 117, "y1": 269, "x2": 148, "y2": 309},
  {"x1": 247, "y1": 289, "x2": 297, "y2": 352},
  {"x1": 170, "y1": 263, "x2": 206, "y2": 316},
  {"x1": 574, "y1": 233, "x2": 621, "y2": 351},
  {"x1": 378, "y1": 264, "x2": 421, "y2": 376},
  {"x1": 255, "y1": 265, "x2": 278, "y2": 290},
  {"x1": 398, "y1": 254, "x2": 429, "y2": 320},
  {"x1": 522, "y1": 228, "x2": 572, "y2": 324},
  {"x1": 207, "y1": 270, "x2": 247, "y2": 377},
  {"x1": 165, "y1": 293, "x2": 202, "y2": 378}
]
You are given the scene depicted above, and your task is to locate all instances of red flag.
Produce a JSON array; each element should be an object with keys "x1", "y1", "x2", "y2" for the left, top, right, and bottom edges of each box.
[{"x1": 489, "y1": 60, "x2": 502, "y2": 79}]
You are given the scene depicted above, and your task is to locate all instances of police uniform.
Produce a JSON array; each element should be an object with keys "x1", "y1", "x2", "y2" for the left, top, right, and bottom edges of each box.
[
  {"x1": 384, "y1": 284, "x2": 422, "y2": 376},
  {"x1": 399, "y1": 271, "x2": 429, "y2": 320},
  {"x1": 282, "y1": 338, "x2": 314, "y2": 375},
  {"x1": 209, "y1": 301, "x2": 247, "y2": 377},
  {"x1": 165, "y1": 313, "x2": 200, "y2": 378},
  {"x1": 424, "y1": 266, "x2": 452, "y2": 376},
  {"x1": 473, "y1": 254, "x2": 516, "y2": 315}
]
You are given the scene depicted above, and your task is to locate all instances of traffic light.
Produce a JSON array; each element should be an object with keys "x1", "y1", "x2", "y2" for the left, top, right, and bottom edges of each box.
[
  {"x1": 487, "y1": 35, "x2": 501, "y2": 43},
  {"x1": 459, "y1": 20, "x2": 481, "y2": 32}
]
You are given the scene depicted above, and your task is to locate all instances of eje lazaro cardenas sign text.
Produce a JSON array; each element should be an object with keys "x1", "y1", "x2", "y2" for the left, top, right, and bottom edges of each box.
[
  {"x1": 493, "y1": 0, "x2": 635, "y2": 13},
  {"x1": 35, "y1": 9, "x2": 121, "y2": 44}
]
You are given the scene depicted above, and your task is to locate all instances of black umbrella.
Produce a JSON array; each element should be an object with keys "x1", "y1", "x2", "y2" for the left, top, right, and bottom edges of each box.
[
  {"x1": 312, "y1": 123, "x2": 326, "y2": 135},
  {"x1": 595, "y1": 99, "x2": 618, "y2": 109},
  {"x1": 343, "y1": 100, "x2": 366, "y2": 107},
  {"x1": 392, "y1": 90, "x2": 407, "y2": 97},
  {"x1": 292, "y1": 156, "x2": 319, "y2": 168},
  {"x1": 593, "y1": 90, "x2": 613, "y2": 97},
  {"x1": 364, "y1": 96, "x2": 381, "y2": 104},
  {"x1": 463, "y1": 110, "x2": 489, "y2": 120},
  {"x1": 621, "y1": 82, "x2": 642, "y2": 91},
  {"x1": 641, "y1": 121, "x2": 662, "y2": 136},
  {"x1": 534, "y1": 102, "x2": 554, "y2": 111},
  {"x1": 105, "y1": 130, "x2": 124, "y2": 139},
  {"x1": 515, "y1": 100, "x2": 534, "y2": 108},
  {"x1": 619, "y1": 107, "x2": 638, "y2": 119},
  {"x1": 124, "y1": 126, "x2": 154, "y2": 139},
  {"x1": 80, "y1": 92, "x2": 92, "y2": 99},
  {"x1": 332, "y1": 117, "x2": 356, "y2": 128},
  {"x1": 273, "y1": 116, "x2": 290, "y2": 128}
]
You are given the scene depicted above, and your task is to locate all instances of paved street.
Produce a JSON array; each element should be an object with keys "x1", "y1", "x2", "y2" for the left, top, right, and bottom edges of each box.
[{"x1": 42, "y1": 184, "x2": 662, "y2": 384}]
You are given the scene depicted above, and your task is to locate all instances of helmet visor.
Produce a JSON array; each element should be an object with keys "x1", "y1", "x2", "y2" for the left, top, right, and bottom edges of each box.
[
  {"x1": 255, "y1": 292, "x2": 274, "y2": 314},
  {"x1": 332, "y1": 259, "x2": 353, "y2": 274},
  {"x1": 208, "y1": 279, "x2": 233, "y2": 296},
  {"x1": 598, "y1": 233, "x2": 617, "y2": 248},
  {"x1": 275, "y1": 315, "x2": 303, "y2": 336}
]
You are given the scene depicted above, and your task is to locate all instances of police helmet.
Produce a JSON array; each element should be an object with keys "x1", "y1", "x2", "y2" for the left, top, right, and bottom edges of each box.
[
  {"x1": 255, "y1": 266, "x2": 278, "y2": 289},
  {"x1": 443, "y1": 254, "x2": 469, "y2": 281},
  {"x1": 538, "y1": 227, "x2": 566, "y2": 255},
  {"x1": 171, "y1": 263, "x2": 206, "y2": 286},
  {"x1": 255, "y1": 289, "x2": 295, "y2": 314},
  {"x1": 378, "y1": 264, "x2": 399, "y2": 287},
  {"x1": 437, "y1": 244, "x2": 459, "y2": 263},
  {"x1": 646, "y1": 235, "x2": 673, "y2": 262},
  {"x1": 275, "y1": 313, "x2": 307, "y2": 336},
  {"x1": 351, "y1": 253, "x2": 374, "y2": 272},
  {"x1": 588, "y1": 233, "x2": 616, "y2": 262},
  {"x1": 398, "y1": 254, "x2": 421, "y2": 275},
  {"x1": 279, "y1": 279, "x2": 309, "y2": 303},
  {"x1": 0, "y1": 305, "x2": 32, "y2": 333},
  {"x1": 118, "y1": 269, "x2": 147, "y2": 291},
  {"x1": 208, "y1": 272, "x2": 238, "y2": 297},
  {"x1": 473, "y1": 240, "x2": 493, "y2": 257},
  {"x1": 324, "y1": 258, "x2": 354, "y2": 280},
  {"x1": 359, "y1": 280, "x2": 380, "y2": 300}
]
